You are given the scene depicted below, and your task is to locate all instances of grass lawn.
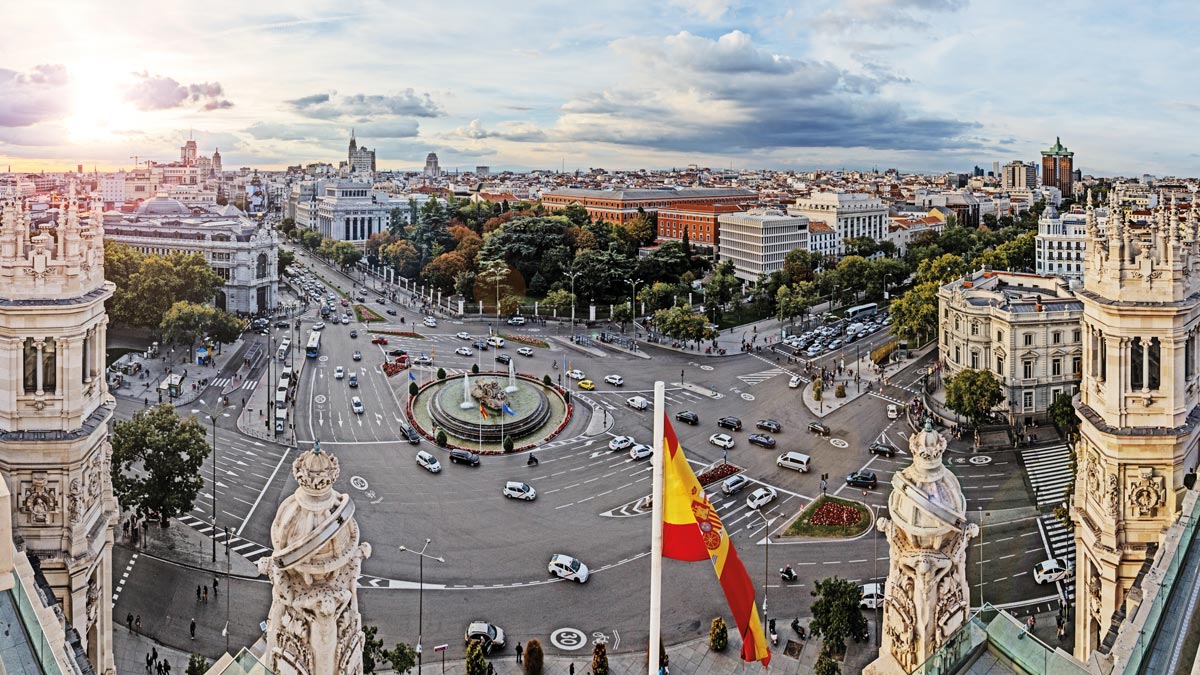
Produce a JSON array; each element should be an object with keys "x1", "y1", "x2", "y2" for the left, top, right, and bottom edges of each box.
[{"x1": 784, "y1": 495, "x2": 872, "y2": 538}]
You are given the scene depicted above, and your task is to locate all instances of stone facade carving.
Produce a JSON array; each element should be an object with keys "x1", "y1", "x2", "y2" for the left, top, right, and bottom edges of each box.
[
  {"x1": 1107, "y1": 474, "x2": 1121, "y2": 518},
  {"x1": 259, "y1": 447, "x2": 371, "y2": 675},
  {"x1": 865, "y1": 422, "x2": 977, "y2": 675},
  {"x1": 1127, "y1": 468, "x2": 1166, "y2": 516},
  {"x1": 21, "y1": 474, "x2": 58, "y2": 524},
  {"x1": 68, "y1": 478, "x2": 83, "y2": 525},
  {"x1": 1084, "y1": 451, "x2": 1101, "y2": 498},
  {"x1": 471, "y1": 379, "x2": 509, "y2": 411}
]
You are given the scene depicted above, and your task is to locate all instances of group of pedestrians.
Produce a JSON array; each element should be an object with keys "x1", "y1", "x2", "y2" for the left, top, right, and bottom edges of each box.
[{"x1": 144, "y1": 646, "x2": 171, "y2": 674}]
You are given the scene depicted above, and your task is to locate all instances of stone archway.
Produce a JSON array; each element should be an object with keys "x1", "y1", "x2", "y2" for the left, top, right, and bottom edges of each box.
[{"x1": 216, "y1": 291, "x2": 227, "y2": 311}]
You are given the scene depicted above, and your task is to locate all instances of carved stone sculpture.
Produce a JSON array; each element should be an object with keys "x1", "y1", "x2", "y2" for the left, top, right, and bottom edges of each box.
[
  {"x1": 68, "y1": 478, "x2": 83, "y2": 525},
  {"x1": 1108, "y1": 474, "x2": 1121, "y2": 518},
  {"x1": 471, "y1": 379, "x2": 509, "y2": 411},
  {"x1": 865, "y1": 421, "x2": 977, "y2": 675},
  {"x1": 258, "y1": 447, "x2": 371, "y2": 675},
  {"x1": 22, "y1": 474, "x2": 57, "y2": 524},
  {"x1": 1127, "y1": 468, "x2": 1166, "y2": 516}
]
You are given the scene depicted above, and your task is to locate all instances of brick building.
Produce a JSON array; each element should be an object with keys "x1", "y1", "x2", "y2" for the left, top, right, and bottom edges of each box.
[
  {"x1": 656, "y1": 203, "x2": 745, "y2": 255},
  {"x1": 541, "y1": 187, "x2": 756, "y2": 224}
]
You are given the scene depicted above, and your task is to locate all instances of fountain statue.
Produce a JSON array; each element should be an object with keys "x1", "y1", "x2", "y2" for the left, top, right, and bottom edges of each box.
[
  {"x1": 471, "y1": 379, "x2": 509, "y2": 411},
  {"x1": 460, "y1": 372, "x2": 474, "y2": 410},
  {"x1": 505, "y1": 359, "x2": 519, "y2": 393}
]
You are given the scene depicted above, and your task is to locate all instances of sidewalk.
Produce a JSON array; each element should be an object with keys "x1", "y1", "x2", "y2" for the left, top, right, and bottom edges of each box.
[
  {"x1": 236, "y1": 358, "x2": 298, "y2": 446},
  {"x1": 110, "y1": 336, "x2": 248, "y2": 409}
]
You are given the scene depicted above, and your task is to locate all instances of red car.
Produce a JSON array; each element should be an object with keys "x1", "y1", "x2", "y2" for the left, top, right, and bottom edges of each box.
[{"x1": 371, "y1": 337, "x2": 388, "y2": 345}]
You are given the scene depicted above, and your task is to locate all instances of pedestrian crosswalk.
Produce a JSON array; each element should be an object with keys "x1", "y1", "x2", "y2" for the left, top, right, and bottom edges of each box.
[
  {"x1": 212, "y1": 377, "x2": 231, "y2": 388},
  {"x1": 176, "y1": 513, "x2": 273, "y2": 563},
  {"x1": 1038, "y1": 514, "x2": 1077, "y2": 601},
  {"x1": 241, "y1": 379, "x2": 258, "y2": 391},
  {"x1": 1022, "y1": 444, "x2": 1073, "y2": 508},
  {"x1": 736, "y1": 368, "x2": 787, "y2": 386}
]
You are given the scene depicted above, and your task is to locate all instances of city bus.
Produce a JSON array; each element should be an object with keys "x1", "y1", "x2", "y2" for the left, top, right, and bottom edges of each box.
[
  {"x1": 305, "y1": 331, "x2": 321, "y2": 358},
  {"x1": 277, "y1": 337, "x2": 291, "y2": 361},
  {"x1": 845, "y1": 302, "x2": 879, "y2": 321}
]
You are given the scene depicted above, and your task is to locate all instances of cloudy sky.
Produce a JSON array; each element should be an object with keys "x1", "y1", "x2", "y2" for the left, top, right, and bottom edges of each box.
[{"x1": 0, "y1": 0, "x2": 1194, "y2": 175}]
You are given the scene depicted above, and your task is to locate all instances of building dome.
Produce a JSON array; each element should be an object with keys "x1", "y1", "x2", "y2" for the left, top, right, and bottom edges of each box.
[{"x1": 135, "y1": 194, "x2": 190, "y2": 216}]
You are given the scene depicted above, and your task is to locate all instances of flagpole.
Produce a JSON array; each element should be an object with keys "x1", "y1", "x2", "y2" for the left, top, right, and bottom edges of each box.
[{"x1": 649, "y1": 380, "x2": 665, "y2": 675}]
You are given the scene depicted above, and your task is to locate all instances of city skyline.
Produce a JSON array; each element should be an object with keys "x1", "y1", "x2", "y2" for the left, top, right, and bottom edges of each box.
[{"x1": 0, "y1": 1, "x2": 1196, "y2": 176}]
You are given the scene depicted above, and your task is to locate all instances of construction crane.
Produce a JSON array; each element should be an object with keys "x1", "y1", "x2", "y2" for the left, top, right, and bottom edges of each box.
[{"x1": 129, "y1": 156, "x2": 140, "y2": 169}]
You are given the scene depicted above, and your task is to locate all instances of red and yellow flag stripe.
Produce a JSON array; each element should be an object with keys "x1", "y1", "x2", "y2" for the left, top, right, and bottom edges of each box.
[{"x1": 660, "y1": 417, "x2": 771, "y2": 667}]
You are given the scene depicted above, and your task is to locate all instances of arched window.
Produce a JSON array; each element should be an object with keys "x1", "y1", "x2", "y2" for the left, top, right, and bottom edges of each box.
[
  {"x1": 1149, "y1": 337, "x2": 1161, "y2": 390},
  {"x1": 256, "y1": 253, "x2": 268, "y2": 279},
  {"x1": 1131, "y1": 337, "x2": 1145, "y2": 390}
]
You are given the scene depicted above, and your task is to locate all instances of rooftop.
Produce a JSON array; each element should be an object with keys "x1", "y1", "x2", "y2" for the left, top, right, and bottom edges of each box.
[
  {"x1": 1041, "y1": 136, "x2": 1074, "y2": 158},
  {"x1": 942, "y1": 270, "x2": 1082, "y2": 313},
  {"x1": 544, "y1": 187, "x2": 755, "y2": 200}
]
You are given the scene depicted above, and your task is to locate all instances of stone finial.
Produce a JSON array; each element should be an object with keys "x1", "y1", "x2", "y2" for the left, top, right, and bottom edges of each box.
[{"x1": 293, "y1": 446, "x2": 339, "y2": 494}]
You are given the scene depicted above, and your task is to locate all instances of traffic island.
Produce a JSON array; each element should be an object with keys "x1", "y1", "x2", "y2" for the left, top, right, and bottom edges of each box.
[{"x1": 783, "y1": 495, "x2": 872, "y2": 538}]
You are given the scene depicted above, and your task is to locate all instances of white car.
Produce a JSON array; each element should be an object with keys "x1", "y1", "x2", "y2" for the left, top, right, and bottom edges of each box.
[
  {"x1": 312, "y1": 322, "x2": 326, "y2": 331},
  {"x1": 456, "y1": 331, "x2": 472, "y2": 340},
  {"x1": 789, "y1": 375, "x2": 802, "y2": 388},
  {"x1": 628, "y1": 444, "x2": 653, "y2": 460},
  {"x1": 626, "y1": 396, "x2": 649, "y2": 410},
  {"x1": 502, "y1": 481, "x2": 537, "y2": 501},
  {"x1": 860, "y1": 582, "x2": 886, "y2": 609},
  {"x1": 517, "y1": 346, "x2": 535, "y2": 357},
  {"x1": 351, "y1": 397, "x2": 364, "y2": 414},
  {"x1": 608, "y1": 435, "x2": 635, "y2": 451},
  {"x1": 412, "y1": 355, "x2": 434, "y2": 365},
  {"x1": 745, "y1": 486, "x2": 777, "y2": 510},
  {"x1": 416, "y1": 450, "x2": 442, "y2": 474},
  {"x1": 604, "y1": 375, "x2": 625, "y2": 386},
  {"x1": 548, "y1": 554, "x2": 590, "y2": 583},
  {"x1": 507, "y1": 316, "x2": 526, "y2": 325},
  {"x1": 454, "y1": 347, "x2": 474, "y2": 357},
  {"x1": 720, "y1": 474, "x2": 750, "y2": 495},
  {"x1": 887, "y1": 404, "x2": 899, "y2": 419},
  {"x1": 341, "y1": 315, "x2": 351, "y2": 325},
  {"x1": 1033, "y1": 558, "x2": 1072, "y2": 584},
  {"x1": 709, "y1": 433, "x2": 734, "y2": 449},
  {"x1": 423, "y1": 317, "x2": 438, "y2": 327},
  {"x1": 566, "y1": 369, "x2": 586, "y2": 380},
  {"x1": 487, "y1": 336, "x2": 505, "y2": 348},
  {"x1": 335, "y1": 366, "x2": 345, "y2": 380}
]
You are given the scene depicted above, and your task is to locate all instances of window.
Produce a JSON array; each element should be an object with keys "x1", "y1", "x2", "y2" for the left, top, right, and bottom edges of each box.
[
  {"x1": 1024, "y1": 333, "x2": 1034, "y2": 346},
  {"x1": 1023, "y1": 360, "x2": 1034, "y2": 379},
  {"x1": 1073, "y1": 329, "x2": 1081, "y2": 343},
  {"x1": 996, "y1": 355, "x2": 1005, "y2": 375},
  {"x1": 1052, "y1": 331, "x2": 1062, "y2": 345},
  {"x1": 970, "y1": 351, "x2": 979, "y2": 369},
  {"x1": 1072, "y1": 356, "x2": 1082, "y2": 376},
  {"x1": 997, "y1": 330, "x2": 1004, "y2": 343},
  {"x1": 954, "y1": 345, "x2": 961, "y2": 363},
  {"x1": 1023, "y1": 390, "x2": 1034, "y2": 411},
  {"x1": 1052, "y1": 358, "x2": 1062, "y2": 377},
  {"x1": 955, "y1": 317, "x2": 960, "y2": 331},
  {"x1": 970, "y1": 323, "x2": 979, "y2": 336}
]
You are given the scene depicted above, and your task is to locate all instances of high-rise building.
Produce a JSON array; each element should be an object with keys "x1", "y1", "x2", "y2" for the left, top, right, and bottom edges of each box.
[
  {"x1": 347, "y1": 132, "x2": 376, "y2": 174},
  {"x1": 1001, "y1": 161, "x2": 1038, "y2": 190},
  {"x1": 424, "y1": 152, "x2": 440, "y2": 177},
  {"x1": 0, "y1": 196, "x2": 116, "y2": 671},
  {"x1": 212, "y1": 147, "x2": 222, "y2": 175},
  {"x1": 1071, "y1": 193, "x2": 1200, "y2": 660},
  {"x1": 1041, "y1": 136, "x2": 1075, "y2": 196},
  {"x1": 180, "y1": 138, "x2": 198, "y2": 166},
  {"x1": 716, "y1": 208, "x2": 807, "y2": 282}
]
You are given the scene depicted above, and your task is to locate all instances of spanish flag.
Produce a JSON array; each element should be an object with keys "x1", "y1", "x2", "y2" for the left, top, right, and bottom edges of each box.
[
  {"x1": 662, "y1": 418, "x2": 771, "y2": 667},
  {"x1": 479, "y1": 404, "x2": 489, "y2": 420}
]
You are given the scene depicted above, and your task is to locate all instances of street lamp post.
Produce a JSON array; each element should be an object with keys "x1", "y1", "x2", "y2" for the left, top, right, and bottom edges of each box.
[
  {"x1": 200, "y1": 399, "x2": 229, "y2": 563},
  {"x1": 978, "y1": 506, "x2": 984, "y2": 608},
  {"x1": 626, "y1": 277, "x2": 643, "y2": 324},
  {"x1": 874, "y1": 504, "x2": 881, "y2": 646},
  {"x1": 752, "y1": 509, "x2": 770, "y2": 643},
  {"x1": 566, "y1": 270, "x2": 581, "y2": 335},
  {"x1": 399, "y1": 539, "x2": 444, "y2": 673}
]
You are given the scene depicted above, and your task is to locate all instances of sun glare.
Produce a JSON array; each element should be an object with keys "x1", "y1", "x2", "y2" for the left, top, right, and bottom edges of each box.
[{"x1": 65, "y1": 63, "x2": 131, "y2": 143}]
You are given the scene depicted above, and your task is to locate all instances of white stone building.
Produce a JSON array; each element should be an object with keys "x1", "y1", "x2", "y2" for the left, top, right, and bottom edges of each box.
[
  {"x1": 790, "y1": 191, "x2": 887, "y2": 256},
  {"x1": 806, "y1": 220, "x2": 838, "y2": 259},
  {"x1": 716, "y1": 208, "x2": 807, "y2": 282},
  {"x1": 1036, "y1": 204, "x2": 1110, "y2": 280},
  {"x1": 1001, "y1": 160, "x2": 1038, "y2": 190},
  {"x1": 938, "y1": 269, "x2": 1083, "y2": 425},
  {"x1": 103, "y1": 195, "x2": 279, "y2": 314},
  {"x1": 305, "y1": 182, "x2": 393, "y2": 245}
]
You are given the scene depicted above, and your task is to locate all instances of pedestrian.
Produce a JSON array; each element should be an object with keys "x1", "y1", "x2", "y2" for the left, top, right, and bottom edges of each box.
[
  {"x1": 570, "y1": 664, "x2": 575, "y2": 675},
  {"x1": 127, "y1": 612, "x2": 134, "y2": 630},
  {"x1": 1057, "y1": 622, "x2": 1066, "y2": 641},
  {"x1": 516, "y1": 641, "x2": 523, "y2": 663},
  {"x1": 135, "y1": 614, "x2": 142, "y2": 632},
  {"x1": 213, "y1": 576, "x2": 219, "y2": 597},
  {"x1": 190, "y1": 618, "x2": 196, "y2": 640},
  {"x1": 152, "y1": 646, "x2": 157, "y2": 663},
  {"x1": 203, "y1": 586, "x2": 209, "y2": 603},
  {"x1": 487, "y1": 664, "x2": 494, "y2": 675},
  {"x1": 163, "y1": 661, "x2": 171, "y2": 675},
  {"x1": 145, "y1": 652, "x2": 153, "y2": 673},
  {"x1": 197, "y1": 585, "x2": 201, "y2": 602}
]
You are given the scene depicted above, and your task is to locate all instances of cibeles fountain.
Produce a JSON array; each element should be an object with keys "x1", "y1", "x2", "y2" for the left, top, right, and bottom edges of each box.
[
  {"x1": 410, "y1": 366, "x2": 570, "y2": 450},
  {"x1": 865, "y1": 421, "x2": 978, "y2": 675}
]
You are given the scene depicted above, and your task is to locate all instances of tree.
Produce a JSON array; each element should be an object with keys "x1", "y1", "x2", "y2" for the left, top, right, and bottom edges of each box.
[
  {"x1": 464, "y1": 642, "x2": 487, "y2": 675},
  {"x1": 389, "y1": 207, "x2": 409, "y2": 236},
  {"x1": 611, "y1": 303, "x2": 633, "y2": 326},
  {"x1": 503, "y1": 436, "x2": 514, "y2": 453},
  {"x1": 916, "y1": 253, "x2": 968, "y2": 286},
  {"x1": 523, "y1": 638, "x2": 544, "y2": 675},
  {"x1": 409, "y1": 382, "x2": 418, "y2": 396},
  {"x1": 277, "y1": 249, "x2": 296, "y2": 276},
  {"x1": 111, "y1": 405, "x2": 210, "y2": 524},
  {"x1": 572, "y1": 249, "x2": 635, "y2": 303},
  {"x1": 842, "y1": 236, "x2": 879, "y2": 258},
  {"x1": 422, "y1": 252, "x2": 469, "y2": 292},
  {"x1": 783, "y1": 248, "x2": 822, "y2": 283},
  {"x1": 809, "y1": 576, "x2": 869, "y2": 653},
  {"x1": 208, "y1": 309, "x2": 247, "y2": 348},
  {"x1": 478, "y1": 216, "x2": 574, "y2": 284},
  {"x1": 300, "y1": 228, "x2": 322, "y2": 250},
  {"x1": 500, "y1": 293, "x2": 524, "y2": 316},
  {"x1": 114, "y1": 251, "x2": 224, "y2": 328},
  {"x1": 542, "y1": 289, "x2": 575, "y2": 315},
  {"x1": 436, "y1": 429, "x2": 447, "y2": 447},
  {"x1": 160, "y1": 301, "x2": 217, "y2": 353},
  {"x1": 561, "y1": 203, "x2": 591, "y2": 228},
  {"x1": 278, "y1": 217, "x2": 296, "y2": 236},
  {"x1": 186, "y1": 654, "x2": 209, "y2": 675},
  {"x1": 709, "y1": 617, "x2": 729, "y2": 651},
  {"x1": 437, "y1": 367, "x2": 447, "y2": 380},
  {"x1": 776, "y1": 284, "x2": 804, "y2": 325},
  {"x1": 592, "y1": 643, "x2": 609, "y2": 675},
  {"x1": 814, "y1": 645, "x2": 841, "y2": 675},
  {"x1": 653, "y1": 305, "x2": 712, "y2": 343},
  {"x1": 382, "y1": 240, "x2": 421, "y2": 279},
  {"x1": 331, "y1": 241, "x2": 363, "y2": 270},
  {"x1": 945, "y1": 369, "x2": 1005, "y2": 427},
  {"x1": 1048, "y1": 391, "x2": 1079, "y2": 444},
  {"x1": 888, "y1": 282, "x2": 939, "y2": 343},
  {"x1": 864, "y1": 257, "x2": 910, "y2": 300}
]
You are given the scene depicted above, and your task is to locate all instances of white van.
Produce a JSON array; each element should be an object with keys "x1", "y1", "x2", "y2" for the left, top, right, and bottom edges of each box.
[{"x1": 776, "y1": 451, "x2": 811, "y2": 473}]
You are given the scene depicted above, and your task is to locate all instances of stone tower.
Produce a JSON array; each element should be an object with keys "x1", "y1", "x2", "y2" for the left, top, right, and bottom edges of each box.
[
  {"x1": 865, "y1": 421, "x2": 977, "y2": 675},
  {"x1": 259, "y1": 446, "x2": 371, "y2": 675},
  {"x1": 1071, "y1": 191, "x2": 1200, "y2": 659},
  {"x1": 0, "y1": 193, "x2": 116, "y2": 672}
]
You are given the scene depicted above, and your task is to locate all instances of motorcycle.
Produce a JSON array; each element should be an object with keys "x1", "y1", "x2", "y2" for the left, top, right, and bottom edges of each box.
[
  {"x1": 780, "y1": 566, "x2": 797, "y2": 582},
  {"x1": 527, "y1": 454, "x2": 539, "y2": 466},
  {"x1": 768, "y1": 619, "x2": 778, "y2": 647},
  {"x1": 791, "y1": 618, "x2": 806, "y2": 640}
]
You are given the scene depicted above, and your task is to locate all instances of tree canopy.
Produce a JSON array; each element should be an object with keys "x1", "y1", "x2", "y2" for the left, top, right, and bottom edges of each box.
[
  {"x1": 111, "y1": 405, "x2": 211, "y2": 524},
  {"x1": 945, "y1": 368, "x2": 1005, "y2": 427},
  {"x1": 809, "y1": 576, "x2": 870, "y2": 652},
  {"x1": 105, "y1": 245, "x2": 225, "y2": 328}
]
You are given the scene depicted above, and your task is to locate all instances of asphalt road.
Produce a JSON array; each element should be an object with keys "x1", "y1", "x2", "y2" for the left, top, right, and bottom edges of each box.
[{"x1": 111, "y1": 247, "x2": 1070, "y2": 663}]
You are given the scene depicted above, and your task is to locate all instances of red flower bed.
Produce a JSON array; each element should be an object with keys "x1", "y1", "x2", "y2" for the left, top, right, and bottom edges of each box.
[
  {"x1": 382, "y1": 362, "x2": 408, "y2": 377},
  {"x1": 354, "y1": 304, "x2": 385, "y2": 322},
  {"x1": 697, "y1": 464, "x2": 742, "y2": 487},
  {"x1": 374, "y1": 329, "x2": 426, "y2": 339},
  {"x1": 501, "y1": 333, "x2": 549, "y2": 348},
  {"x1": 809, "y1": 500, "x2": 865, "y2": 527}
]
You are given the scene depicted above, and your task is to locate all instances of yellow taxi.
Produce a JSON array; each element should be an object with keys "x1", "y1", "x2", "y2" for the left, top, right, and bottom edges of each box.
[{"x1": 578, "y1": 379, "x2": 596, "y2": 390}]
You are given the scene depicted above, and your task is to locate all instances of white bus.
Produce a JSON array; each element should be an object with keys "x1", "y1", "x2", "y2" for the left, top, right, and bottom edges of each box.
[
  {"x1": 305, "y1": 331, "x2": 321, "y2": 358},
  {"x1": 277, "y1": 337, "x2": 291, "y2": 361},
  {"x1": 845, "y1": 303, "x2": 879, "y2": 321}
]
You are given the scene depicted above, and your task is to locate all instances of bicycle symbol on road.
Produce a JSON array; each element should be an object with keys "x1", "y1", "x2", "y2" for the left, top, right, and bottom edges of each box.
[{"x1": 592, "y1": 632, "x2": 608, "y2": 645}]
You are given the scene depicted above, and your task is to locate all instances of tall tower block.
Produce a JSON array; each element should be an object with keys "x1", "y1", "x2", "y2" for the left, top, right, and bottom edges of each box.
[{"x1": 1071, "y1": 192, "x2": 1200, "y2": 659}]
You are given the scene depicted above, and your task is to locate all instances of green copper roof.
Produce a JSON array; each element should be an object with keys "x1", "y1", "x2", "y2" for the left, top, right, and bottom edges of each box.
[{"x1": 1041, "y1": 136, "x2": 1074, "y2": 157}]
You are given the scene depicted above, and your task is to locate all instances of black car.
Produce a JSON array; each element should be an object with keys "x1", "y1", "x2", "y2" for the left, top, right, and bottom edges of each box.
[
  {"x1": 376, "y1": 298, "x2": 386, "y2": 304},
  {"x1": 473, "y1": 340, "x2": 490, "y2": 351},
  {"x1": 807, "y1": 422, "x2": 831, "y2": 436},
  {"x1": 748, "y1": 433, "x2": 776, "y2": 448},
  {"x1": 675, "y1": 410, "x2": 699, "y2": 425},
  {"x1": 495, "y1": 354, "x2": 512, "y2": 365},
  {"x1": 869, "y1": 442, "x2": 897, "y2": 457},
  {"x1": 846, "y1": 471, "x2": 878, "y2": 489},
  {"x1": 386, "y1": 309, "x2": 398, "y2": 316},
  {"x1": 387, "y1": 349, "x2": 408, "y2": 357},
  {"x1": 756, "y1": 419, "x2": 781, "y2": 433},
  {"x1": 400, "y1": 424, "x2": 421, "y2": 445},
  {"x1": 349, "y1": 330, "x2": 358, "y2": 339},
  {"x1": 273, "y1": 321, "x2": 289, "y2": 328},
  {"x1": 449, "y1": 449, "x2": 481, "y2": 466},
  {"x1": 718, "y1": 416, "x2": 742, "y2": 431}
]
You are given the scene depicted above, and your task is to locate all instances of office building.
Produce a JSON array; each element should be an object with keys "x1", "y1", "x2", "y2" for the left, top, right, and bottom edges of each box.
[
  {"x1": 542, "y1": 187, "x2": 756, "y2": 224},
  {"x1": 1041, "y1": 136, "x2": 1075, "y2": 196},
  {"x1": 790, "y1": 191, "x2": 888, "y2": 255},
  {"x1": 716, "y1": 208, "x2": 807, "y2": 282},
  {"x1": 424, "y1": 152, "x2": 440, "y2": 177},
  {"x1": 1002, "y1": 161, "x2": 1038, "y2": 190},
  {"x1": 656, "y1": 203, "x2": 744, "y2": 256},
  {"x1": 348, "y1": 132, "x2": 376, "y2": 174}
]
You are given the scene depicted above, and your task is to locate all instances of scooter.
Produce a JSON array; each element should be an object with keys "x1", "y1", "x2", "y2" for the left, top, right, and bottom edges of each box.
[
  {"x1": 780, "y1": 566, "x2": 798, "y2": 582},
  {"x1": 527, "y1": 454, "x2": 539, "y2": 466},
  {"x1": 791, "y1": 618, "x2": 806, "y2": 640},
  {"x1": 768, "y1": 619, "x2": 778, "y2": 647}
]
